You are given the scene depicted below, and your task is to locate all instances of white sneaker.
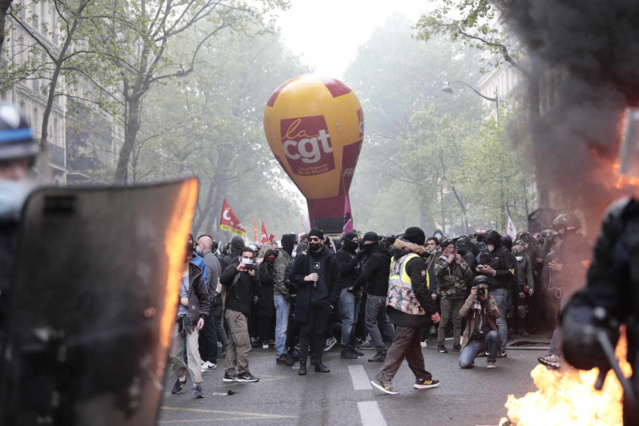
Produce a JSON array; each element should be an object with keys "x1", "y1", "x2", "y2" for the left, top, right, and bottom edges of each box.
[
  {"x1": 262, "y1": 343, "x2": 269, "y2": 349},
  {"x1": 420, "y1": 340, "x2": 427, "y2": 348},
  {"x1": 204, "y1": 361, "x2": 217, "y2": 369},
  {"x1": 201, "y1": 366, "x2": 207, "y2": 374}
]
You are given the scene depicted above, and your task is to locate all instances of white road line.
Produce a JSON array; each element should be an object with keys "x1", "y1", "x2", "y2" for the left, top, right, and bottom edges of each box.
[
  {"x1": 348, "y1": 365, "x2": 372, "y2": 390},
  {"x1": 357, "y1": 401, "x2": 387, "y2": 426}
]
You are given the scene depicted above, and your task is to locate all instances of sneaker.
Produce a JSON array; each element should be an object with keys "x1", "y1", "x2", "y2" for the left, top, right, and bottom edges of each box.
[
  {"x1": 340, "y1": 350, "x2": 358, "y2": 359},
  {"x1": 262, "y1": 343, "x2": 269, "y2": 349},
  {"x1": 452, "y1": 344, "x2": 461, "y2": 352},
  {"x1": 194, "y1": 384, "x2": 204, "y2": 398},
  {"x1": 222, "y1": 373, "x2": 237, "y2": 383},
  {"x1": 414, "y1": 378, "x2": 440, "y2": 389},
  {"x1": 420, "y1": 340, "x2": 428, "y2": 348},
  {"x1": 350, "y1": 347, "x2": 365, "y2": 356},
  {"x1": 171, "y1": 377, "x2": 188, "y2": 394},
  {"x1": 285, "y1": 352, "x2": 295, "y2": 366},
  {"x1": 538, "y1": 354, "x2": 561, "y2": 369},
  {"x1": 476, "y1": 351, "x2": 488, "y2": 358},
  {"x1": 204, "y1": 361, "x2": 217, "y2": 369},
  {"x1": 237, "y1": 372, "x2": 260, "y2": 383},
  {"x1": 368, "y1": 352, "x2": 386, "y2": 363},
  {"x1": 487, "y1": 361, "x2": 496, "y2": 369},
  {"x1": 276, "y1": 355, "x2": 287, "y2": 365},
  {"x1": 324, "y1": 337, "x2": 337, "y2": 352},
  {"x1": 357, "y1": 341, "x2": 375, "y2": 351},
  {"x1": 371, "y1": 379, "x2": 399, "y2": 395},
  {"x1": 438, "y1": 345, "x2": 448, "y2": 353},
  {"x1": 498, "y1": 350, "x2": 507, "y2": 358}
]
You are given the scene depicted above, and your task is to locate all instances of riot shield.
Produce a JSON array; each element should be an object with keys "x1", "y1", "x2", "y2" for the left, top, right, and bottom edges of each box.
[{"x1": 0, "y1": 178, "x2": 198, "y2": 426}]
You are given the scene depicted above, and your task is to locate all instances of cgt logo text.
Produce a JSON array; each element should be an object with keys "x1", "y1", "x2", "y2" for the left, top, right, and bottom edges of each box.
[
  {"x1": 280, "y1": 116, "x2": 336, "y2": 176},
  {"x1": 282, "y1": 118, "x2": 333, "y2": 164}
]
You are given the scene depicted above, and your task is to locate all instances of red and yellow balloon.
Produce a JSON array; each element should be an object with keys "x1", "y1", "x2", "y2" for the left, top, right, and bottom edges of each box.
[{"x1": 264, "y1": 75, "x2": 364, "y2": 232}]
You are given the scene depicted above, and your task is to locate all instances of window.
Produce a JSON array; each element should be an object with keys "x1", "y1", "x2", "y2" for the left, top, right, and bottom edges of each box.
[
  {"x1": 53, "y1": 118, "x2": 59, "y2": 146},
  {"x1": 41, "y1": 2, "x2": 46, "y2": 33}
]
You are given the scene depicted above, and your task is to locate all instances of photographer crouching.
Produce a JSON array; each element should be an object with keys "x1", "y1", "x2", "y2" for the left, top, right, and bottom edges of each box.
[{"x1": 458, "y1": 276, "x2": 501, "y2": 369}]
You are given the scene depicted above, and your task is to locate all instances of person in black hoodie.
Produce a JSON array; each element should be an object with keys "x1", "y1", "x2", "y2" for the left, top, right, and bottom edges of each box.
[
  {"x1": 223, "y1": 236, "x2": 245, "y2": 268},
  {"x1": 220, "y1": 247, "x2": 261, "y2": 383},
  {"x1": 335, "y1": 232, "x2": 363, "y2": 359},
  {"x1": 290, "y1": 229, "x2": 341, "y2": 375},
  {"x1": 371, "y1": 227, "x2": 441, "y2": 395},
  {"x1": 354, "y1": 232, "x2": 395, "y2": 362},
  {"x1": 477, "y1": 230, "x2": 518, "y2": 356},
  {"x1": 257, "y1": 249, "x2": 277, "y2": 347}
]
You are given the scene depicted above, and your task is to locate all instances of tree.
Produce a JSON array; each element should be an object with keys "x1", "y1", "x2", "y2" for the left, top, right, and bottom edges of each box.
[
  {"x1": 87, "y1": 0, "x2": 288, "y2": 184},
  {"x1": 414, "y1": 0, "x2": 547, "y2": 208},
  {"x1": 0, "y1": 0, "x2": 12, "y2": 53},
  {"x1": 130, "y1": 25, "x2": 308, "y2": 239}
]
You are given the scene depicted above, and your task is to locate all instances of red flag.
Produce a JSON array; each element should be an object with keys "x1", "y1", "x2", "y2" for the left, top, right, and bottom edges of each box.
[
  {"x1": 269, "y1": 234, "x2": 275, "y2": 243},
  {"x1": 260, "y1": 221, "x2": 268, "y2": 245},
  {"x1": 343, "y1": 196, "x2": 353, "y2": 233},
  {"x1": 219, "y1": 200, "x2": 246, "y2": 236},
  {"x1": 253, "y1": 219, "x2": 258, "y2": 242}
]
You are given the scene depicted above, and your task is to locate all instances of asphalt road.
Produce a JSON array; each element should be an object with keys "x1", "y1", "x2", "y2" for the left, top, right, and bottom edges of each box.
[{"x1": 158, "y1": 337, "x2": 545, "y2": 426}]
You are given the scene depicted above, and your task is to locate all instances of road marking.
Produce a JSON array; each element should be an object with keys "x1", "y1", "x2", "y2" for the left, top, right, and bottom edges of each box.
[
  {"x1": 160, "y1": 407, "x2": 294, "y2": 419},
  {"x1": 357, "y1": 401, "x2": 387, "y2": 426},
  {"x1": 348, "y1": 365, "x2": 372, "y2": 390}
]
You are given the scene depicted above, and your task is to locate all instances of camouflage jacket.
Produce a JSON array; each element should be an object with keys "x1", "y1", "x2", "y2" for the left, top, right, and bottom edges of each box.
[{"x1": 433, "y1": 254, "x2": 473, "y2": 300}]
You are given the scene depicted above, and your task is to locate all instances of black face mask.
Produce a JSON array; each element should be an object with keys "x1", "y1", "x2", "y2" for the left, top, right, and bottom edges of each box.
[
  {"x1": 362, "y1": 242, "x2": 377, "y2": 252},
  {"x1": 309, "y1": 242, "x2": 322, "y2": 252},
  {"x1": 343, "y1": 239, "x2": 358, "y2": 252}
]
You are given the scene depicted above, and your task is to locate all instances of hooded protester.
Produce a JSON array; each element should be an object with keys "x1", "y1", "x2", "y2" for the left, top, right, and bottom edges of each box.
[
  {"x1": 257, "y1": 249, "x2": 277, "y2": 348},
  {"x1": 371, "y1": 227, "x2": 441, "y2": 395},
  {"x1": 434, "y1": 239, "x2": 473, "y2": 353},
  {"x1": 477, "y1": 230, "x2": 518, "y2": 355},
  {"x1": 335, "y1": 232, "x2": 363, "y2": 359},
  {"x1": 456, "y1": 236, "x2": 479, "y2": 273},
  {"x1": 354, "y1": 232, "x2": 395, "y2": 362},
  {"x1": 224, "y1": 236, "x2": 245, "y2": 268},
  {"x1": 289, "y1": 229, "x2": 341, "y2": 375},
  {"x1": 273, "y1": 234, "x2": 296, "y2": 364},
  {"x1": 433, "y1": 229, "x2": 444, "y2": 243},
  {"x1": 512, "y1": 239, "x2": 534, "y2": 337}
]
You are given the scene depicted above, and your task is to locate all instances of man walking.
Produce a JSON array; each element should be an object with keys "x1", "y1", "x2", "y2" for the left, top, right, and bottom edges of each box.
[
  {"x1": 335, "y1": 232, "x2": 363, "y2": 359},
  {"x1": 220, "y1": 247, "x2": 261, "y2": 383},
  {"x1": 290, "y1": 229, "x2": 341, "y2": 375},
  {"x1": 169, "y1": 240, "x2": 210, "y2": 398},
  {"x1": 371, "y1": 227, "x2": 441, "y2": 395}
]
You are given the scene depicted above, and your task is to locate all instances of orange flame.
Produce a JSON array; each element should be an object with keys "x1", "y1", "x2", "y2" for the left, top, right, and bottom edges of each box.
[{"x1": 501, "y1": 328, "x2": 632, "y2": 426}]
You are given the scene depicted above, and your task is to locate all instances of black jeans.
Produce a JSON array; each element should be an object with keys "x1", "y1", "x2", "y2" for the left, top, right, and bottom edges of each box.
[
  {"x1": 198, "y1": 313, "x2": 218, "y2": 363},
  {"x1": 298, "y1": 301, "x2": 332, "y2": 363}
]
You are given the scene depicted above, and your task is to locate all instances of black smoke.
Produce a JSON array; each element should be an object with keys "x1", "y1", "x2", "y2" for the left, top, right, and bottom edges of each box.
[{"x1": 499, "y1": 0, "x2": 639, "y2": 230}]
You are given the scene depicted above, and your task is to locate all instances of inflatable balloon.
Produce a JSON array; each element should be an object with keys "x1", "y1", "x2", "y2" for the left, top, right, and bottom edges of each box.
[{"x1": 264, "y1": 75, "x2": 364, "y2": 232}]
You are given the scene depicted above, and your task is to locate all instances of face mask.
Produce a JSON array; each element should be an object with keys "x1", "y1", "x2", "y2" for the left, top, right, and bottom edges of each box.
[
  {"x1": 435, "y1": 233, "x2": 442, "y2": 241},
  {"x1": 0, "y1": 179, "x2": 38, "y2": 221},
  {"x1": 309, "y1": 242, "x2": 321, "y2": 252},
  {"x1": 196, "y1": 246, "x2": 203, "y2": 255},
  {"x1": 343, "y1": 239, "x2": 358, "y2": 252},
  {"x1": 266, "y1": 256, "x2": 276, "y2": 264},
  {"x1": 241, "y1": 258, "x2": 254, "y2": 265}
]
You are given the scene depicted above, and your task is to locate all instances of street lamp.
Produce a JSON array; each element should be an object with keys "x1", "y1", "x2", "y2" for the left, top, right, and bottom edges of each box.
[{"x1": 441, "y1": 80, "x2": 499, "y2": 120}]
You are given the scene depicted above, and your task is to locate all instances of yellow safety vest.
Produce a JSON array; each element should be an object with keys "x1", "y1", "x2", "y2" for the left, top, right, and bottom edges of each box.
[{"x1": 387, "y1": 253, "x2": 428, "y2": 316}]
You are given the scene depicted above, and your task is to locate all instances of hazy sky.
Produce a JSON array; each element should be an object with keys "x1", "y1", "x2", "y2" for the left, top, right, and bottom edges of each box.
[{"x1": 277, "y1": 0, "x2": 433, "y2": 79}]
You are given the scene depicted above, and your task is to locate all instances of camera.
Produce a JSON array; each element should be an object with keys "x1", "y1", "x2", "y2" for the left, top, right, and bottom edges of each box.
[
  {"x1": 475, "y1": 285, "x2": 487, "y2": 297},
  {"x1": 245, "y1": 263, "x2": 256, "y2": 271}
]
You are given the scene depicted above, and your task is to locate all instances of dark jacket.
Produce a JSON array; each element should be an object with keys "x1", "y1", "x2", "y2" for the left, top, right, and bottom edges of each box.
[
  {"x1": 290, "y1": 247, "x2": 341, "y2": 323},
  {"x1": 424, "y1": 251, "x2": 441, "y2": 294},
  {"x1": 257, "y1": 250, "x2": 277, "y2": 317},
  {"x1": 273, "y1": 249, "x2": 292, "y2": 299},
  {"x1": 460, "y1": 292, "x2": 500, "y2": 350},
  {"x1": 478, "y1": 245, "x2": 518, "y2": 291},
  {"x1": 220, "y1": 258, "x2": 261, "y2": 318},
  {"x1": 335, "y1": 247, "x2": 361, "y2": 291},
  {"x1": 387, "y1": 239, "x2": 438, "y2": 327},
  {"x1": 354, "y1": 244, "x2": 391, "y2": 297},
  {"x1": 182, "y1": 262, "x2": 211, "y2": 327}
]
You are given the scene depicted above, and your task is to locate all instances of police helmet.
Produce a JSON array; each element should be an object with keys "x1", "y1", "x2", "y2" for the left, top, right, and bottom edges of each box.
[{"x1": 0, "y1": 103, "x2": 37, "y2": 162}]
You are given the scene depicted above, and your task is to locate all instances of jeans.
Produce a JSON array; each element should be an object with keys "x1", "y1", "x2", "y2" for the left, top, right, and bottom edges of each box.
[
  {"x1": 458, "y1": 330, "x2": 500, "y2": 367},
  {"x1": 490, "y1": 288, "x2": 509, "y2": 349},
  {"x1": 438, "y1": 298, "x2": 464, "y2": 347},
  {"x1": 298, "y1": 301, "x2": 332, "y2": 363},
  {"x1": 274, "y1": 295, "x2": 289, "y2": 357},
  {"x1": 198, "y1": 310, "x2": 218, "y2": 363},
  {"x1": 365, "y1": 295, "x2": 395, "y2": 353},
  {"x1": 340, "y1": 289, "x2": 360, "y2": 349},
  {"x1": 376, "y1": 325, "x2": 431, "y2": 386}
]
